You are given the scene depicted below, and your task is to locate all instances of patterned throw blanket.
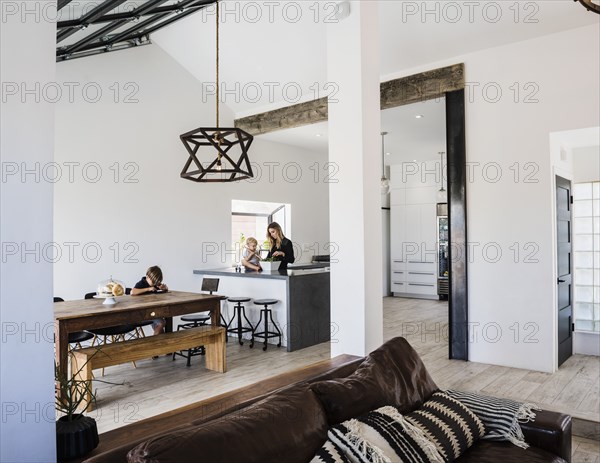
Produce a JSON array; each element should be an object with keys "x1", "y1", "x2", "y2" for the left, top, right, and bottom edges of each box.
[{"x1": 445, "y1": 389, "x2": 540, "y2": 449}]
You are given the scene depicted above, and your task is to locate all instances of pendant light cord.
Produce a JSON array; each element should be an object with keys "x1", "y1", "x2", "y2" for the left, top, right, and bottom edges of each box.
[{"x1": 215, "y1": 2, "x2": 220, "y2": 129}]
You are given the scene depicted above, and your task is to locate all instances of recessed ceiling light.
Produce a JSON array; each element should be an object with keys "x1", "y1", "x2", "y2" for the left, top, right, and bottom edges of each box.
[
  {"x1": 315, "y1": 133, "x2": 322, "y2": 137},
  {"x1": 385, "y1": 152, "x2": 391, "y2": 156},
  {"x1": 413, "y1": 159, "x2": 417, "y2": 162},
  {"x1": 415, "y1": 115, "x2": 424, "y2": 119}
]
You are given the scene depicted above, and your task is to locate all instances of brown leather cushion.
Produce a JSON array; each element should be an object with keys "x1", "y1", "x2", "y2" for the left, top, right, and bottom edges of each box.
[
  {"x1": 127, "y1": 383, "x2": 328, "y2": 463},
  {"x1": 310, "y1": 336, "x2": 438, "y2": 425},
  {"x1": 455, "y1": 440, "x2": 567, "y2": 463}
]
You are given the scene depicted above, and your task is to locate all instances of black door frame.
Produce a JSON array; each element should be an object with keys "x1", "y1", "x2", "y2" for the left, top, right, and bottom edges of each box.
[{"x1": 446, "y1": 90, "x2": 468, "y2": 360}]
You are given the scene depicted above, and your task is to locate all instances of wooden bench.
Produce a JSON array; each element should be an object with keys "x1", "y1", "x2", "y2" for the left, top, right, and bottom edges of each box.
[{"x1": 71, "y1": 325, "x2": 226, "y2": 412}]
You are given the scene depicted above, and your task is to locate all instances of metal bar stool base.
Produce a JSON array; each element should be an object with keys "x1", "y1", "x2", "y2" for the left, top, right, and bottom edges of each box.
[
  {"x1": 171, "y1": 323, "x2": 206, "y2": 367},
  {"x1": 225, "y1": 299, "x2": 254, "y2": 346},
  {"x1": 250, "y1": 300, "x2": 281, "y2": 351}
]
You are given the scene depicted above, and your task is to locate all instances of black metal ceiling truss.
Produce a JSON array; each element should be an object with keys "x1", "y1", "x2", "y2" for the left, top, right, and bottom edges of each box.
[{"x1": 56, "y1": 0, "x2": 216, "y2": 62}]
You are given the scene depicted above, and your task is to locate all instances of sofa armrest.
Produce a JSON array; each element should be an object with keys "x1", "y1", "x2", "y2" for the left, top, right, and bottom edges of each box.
[{"x1": 520, "y1": 409, "x2": 572, "y2": 463}]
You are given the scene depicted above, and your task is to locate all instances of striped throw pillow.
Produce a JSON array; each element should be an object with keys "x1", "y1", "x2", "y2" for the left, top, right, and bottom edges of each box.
[
  {"x1": 445, "y1": 389, "x2": 539, "y2": 449},
  {"x1": 406, "y1": 392, "x2": 486, "y2": 461},
  {"x1": 326, "y1": 393, "x2": 484, "y2": 463},
  {"x1": 310, "y1": 439, "x2": 350, "y2": 463}
]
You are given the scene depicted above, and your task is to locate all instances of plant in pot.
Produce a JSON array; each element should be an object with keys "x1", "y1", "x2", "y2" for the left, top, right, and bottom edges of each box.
[
  {"x1": 55, "y1": 354, "x2": 99, "y2": 461},
  {"x1": 259, "y1": 256, "x2": 281, "y2": 272}
]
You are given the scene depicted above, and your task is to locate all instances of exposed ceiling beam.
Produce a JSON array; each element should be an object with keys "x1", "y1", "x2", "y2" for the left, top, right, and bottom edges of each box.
[
  {"x1": 59, "y1": 0, "x2": 171, "y2": 55},
  {"x1": 100, "y1": 12, "x2": 172, "y2": 47},
  {"x1": 57, "y1": 0, "x2": 211, "y2": 29},
  {"x1": 56, "y1": 0, "x2": 130, "y2": 43},
  {"x1": 57, "y1": 0, "x2": 74, "y2": 11},
  {"x1": 234, "y1": 64, "x2": 465, "y2": 136},
  {"x1": 60, "y1": 19, "x2": 129, "y2": 55},
  {"x1": 57, "y1": 0, "x2": 216, "y2": 62},
  {"x1": 130, "y1": 2, "x2": 213, "y2": 38}
]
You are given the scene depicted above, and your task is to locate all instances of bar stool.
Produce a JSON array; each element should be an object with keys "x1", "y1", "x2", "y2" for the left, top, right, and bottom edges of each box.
[
  {"x1": 173, "y1": 278, "x2": 222, "y2": 366},
  {"x1": 250, "y1": 299, "x2": 281, "y2": 351},
  {"x1": 226, "y1": 297, "x2": 254, "y2": 345}
]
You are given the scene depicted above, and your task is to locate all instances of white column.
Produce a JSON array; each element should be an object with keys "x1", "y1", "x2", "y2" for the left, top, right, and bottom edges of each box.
[
  {"x1": 327, "y1": 1, "x2": 383, "y2": 357},
  {"x1": 1, "y1": 1, "x2": 57, "y2": 460}
]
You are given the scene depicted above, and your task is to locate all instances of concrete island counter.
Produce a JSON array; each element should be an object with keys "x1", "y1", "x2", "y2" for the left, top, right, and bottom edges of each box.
[{"x1": 193, "y1": 265, "x2": 331, "y2": 351}]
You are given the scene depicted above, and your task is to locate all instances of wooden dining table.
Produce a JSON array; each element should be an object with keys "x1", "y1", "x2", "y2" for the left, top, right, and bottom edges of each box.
[{"x1": 54, "y1": 291, "x2": 224, "y2": 381}]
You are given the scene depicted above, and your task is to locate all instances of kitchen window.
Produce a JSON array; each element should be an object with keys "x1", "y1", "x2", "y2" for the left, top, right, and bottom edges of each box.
[{"x1": 231, "y1": 200, "x2": 291, "y2": 260}]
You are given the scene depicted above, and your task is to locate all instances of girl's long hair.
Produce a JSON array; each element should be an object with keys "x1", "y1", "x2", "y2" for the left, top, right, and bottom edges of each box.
[{"x1": 266, "y1": 222, "x2": 284, "y2": 250}]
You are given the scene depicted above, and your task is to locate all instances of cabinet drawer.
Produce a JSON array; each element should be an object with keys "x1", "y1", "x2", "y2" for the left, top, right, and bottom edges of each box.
[
  {"x1": 406, "y1": 261, "x2": 436, "y2": 272},
  {"x1": 391, "y1": 282, "x2": 406, "y2": 292},
  {"x1": 391, "y1": 259, "x2": 406, "y2": 270},
  {"x1": 405, "y1": 282, "x2": 437, "y2": 295},
  {"x1": 406, "y1": 271, "x2": 436, "y2": 284}
]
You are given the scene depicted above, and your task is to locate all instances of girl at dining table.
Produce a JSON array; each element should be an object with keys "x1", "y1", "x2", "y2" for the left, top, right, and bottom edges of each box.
[{"x1": 131, "y1": 265, "x2": 169, "y2": 336}]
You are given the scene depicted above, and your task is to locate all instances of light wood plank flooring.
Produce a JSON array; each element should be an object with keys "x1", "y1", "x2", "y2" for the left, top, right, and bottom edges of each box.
[{"x1": 79, "y1": 296, "x2": 599, "y2": 462}]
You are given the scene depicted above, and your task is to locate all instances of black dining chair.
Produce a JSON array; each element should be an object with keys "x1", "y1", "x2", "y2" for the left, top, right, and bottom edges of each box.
[
  {"x1": 53, "y1": 297, "x2": 94, "y2": 350},
  {"x1": 84, "y1": 291, "x2": 139, "y2": 375}
]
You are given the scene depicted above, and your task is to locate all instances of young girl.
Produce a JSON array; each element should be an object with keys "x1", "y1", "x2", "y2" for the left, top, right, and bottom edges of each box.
[
  {"x1": 241, "y1": 237, "x2": 261, "y2": 271},
  {"x1": 131, "y1": 265, "x2": 169, "y2": 335}
]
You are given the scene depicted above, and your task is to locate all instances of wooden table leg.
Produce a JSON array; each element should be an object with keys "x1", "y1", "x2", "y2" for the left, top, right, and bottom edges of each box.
[{"x1": 211, "y1": 300, "x2": 221, "y2": 327}]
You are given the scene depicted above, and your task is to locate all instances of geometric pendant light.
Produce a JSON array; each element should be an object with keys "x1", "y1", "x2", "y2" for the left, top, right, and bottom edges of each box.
[
  {"x1": 180, "y1": 3, "x2": 254, "y2": 182},
  {"x1": 575, "y1": 0, "x2": 600, "y2": 14}
]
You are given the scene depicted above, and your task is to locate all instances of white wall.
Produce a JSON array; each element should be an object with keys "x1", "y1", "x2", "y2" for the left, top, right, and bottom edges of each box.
[
  {"x1": 0, "y1": 1, "x2": 57, "y2": 460},
  {"x1": 383, "y1": 24, "x2": 599, "y2": 372},
  {"x1": 573, "y1": 145, "x2": 600, "y2": 184},
  {"x1": 53, "y1": 44, "x2": 329, "y2": 300}
]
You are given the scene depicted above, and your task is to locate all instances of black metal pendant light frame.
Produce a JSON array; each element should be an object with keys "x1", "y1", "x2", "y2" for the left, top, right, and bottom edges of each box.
[
  {"x1": 180, "y1": 127, "x2": 253, "y2": 182},
  {"x1": 180, "y1": 1, "x2": 254, "y2": 183},
  {"x1": 575, "y1": 0, "x2": 600, "y2": 14}
]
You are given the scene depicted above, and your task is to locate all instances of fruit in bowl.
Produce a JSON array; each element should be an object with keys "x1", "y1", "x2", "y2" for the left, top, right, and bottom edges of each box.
[{"x1": 97, "y1": 278, "x2": 125, "y2": 297}]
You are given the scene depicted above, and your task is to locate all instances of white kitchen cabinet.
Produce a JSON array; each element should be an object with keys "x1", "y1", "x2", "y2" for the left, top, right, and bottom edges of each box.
[{"x1": 389, "y1": 161, "x2": 440, "y2": 299}]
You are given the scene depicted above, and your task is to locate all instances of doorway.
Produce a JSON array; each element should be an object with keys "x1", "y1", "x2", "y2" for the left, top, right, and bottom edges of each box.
[{"x1": 556, "y1": 175, "x2": 574, "y2": 366}]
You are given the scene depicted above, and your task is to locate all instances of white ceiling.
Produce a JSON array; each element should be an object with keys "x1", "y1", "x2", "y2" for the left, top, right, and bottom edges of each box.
[
  {"x1": 151, "y1": 0, "x2": 598, "y2": 114},
  {"x1": 147, "y1": 1, "x2": 597, "y2": 160}
]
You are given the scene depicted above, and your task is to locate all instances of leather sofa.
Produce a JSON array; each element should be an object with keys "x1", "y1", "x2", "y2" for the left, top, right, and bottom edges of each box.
[{"x1": 85, "y1": 337, "x2": 571, "y2": 463}]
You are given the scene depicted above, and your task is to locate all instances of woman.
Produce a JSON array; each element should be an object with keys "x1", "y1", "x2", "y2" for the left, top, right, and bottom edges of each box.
[{"x1": 265, "y1": 222, "x2": 295, "y2": 269}]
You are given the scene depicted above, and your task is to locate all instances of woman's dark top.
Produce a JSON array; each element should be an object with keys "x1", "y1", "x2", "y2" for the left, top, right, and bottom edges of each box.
[{"x1": 266, "y1": 237, "x2": 295, "y2": 269}]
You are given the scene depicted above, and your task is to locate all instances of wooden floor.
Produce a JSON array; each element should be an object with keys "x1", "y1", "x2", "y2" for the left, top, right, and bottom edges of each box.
[{"x1": 80, "y1": 296, "x2": 599, "y2": 460}]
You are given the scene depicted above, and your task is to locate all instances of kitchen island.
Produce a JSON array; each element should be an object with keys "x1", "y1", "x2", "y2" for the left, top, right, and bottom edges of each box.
[{"x1": 193, "y1": 265, "x2": 330, "y2": 351}]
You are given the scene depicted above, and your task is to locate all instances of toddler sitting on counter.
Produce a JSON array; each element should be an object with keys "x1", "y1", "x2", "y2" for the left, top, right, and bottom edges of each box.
[{"x1": 241, "y1": 237, "x2": 261, "y2": 271}]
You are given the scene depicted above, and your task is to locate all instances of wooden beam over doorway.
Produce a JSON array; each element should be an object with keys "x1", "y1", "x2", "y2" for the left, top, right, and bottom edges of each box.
[{"x1": 234, "y1": 63, "x2": 464, "y2": 136}]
